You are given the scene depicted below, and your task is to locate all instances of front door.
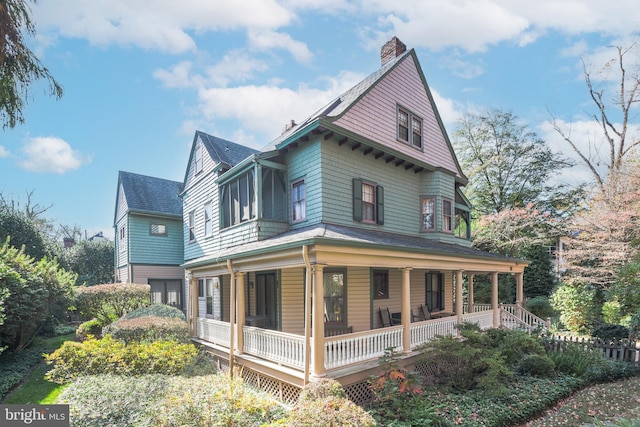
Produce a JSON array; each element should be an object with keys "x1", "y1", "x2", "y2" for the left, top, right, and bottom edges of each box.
[{"x1": 255, "y1": 272, "x2": 278, "y2": 330}]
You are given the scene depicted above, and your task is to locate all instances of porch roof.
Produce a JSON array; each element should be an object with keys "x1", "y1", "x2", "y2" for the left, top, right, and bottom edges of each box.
[{"x1": 182, "y1": 222, "x2": 527, "y2": 270}]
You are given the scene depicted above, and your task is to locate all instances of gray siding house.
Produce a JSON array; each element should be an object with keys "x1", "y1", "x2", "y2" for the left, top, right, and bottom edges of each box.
[
  {"x1": 114, "y1": 171, "x2": 185, "y2": 309},
  {"x1": 177, "y1": 37, "x2": 542, "y2": 404}
]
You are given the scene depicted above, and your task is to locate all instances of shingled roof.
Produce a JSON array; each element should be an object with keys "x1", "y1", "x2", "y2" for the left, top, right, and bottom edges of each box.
[
  {"x1": 118, "y1": 171, "x2": 182, "y2": 217},
  {"x1": 196, "y1": 131, "x2": 260, "y2": 167}
]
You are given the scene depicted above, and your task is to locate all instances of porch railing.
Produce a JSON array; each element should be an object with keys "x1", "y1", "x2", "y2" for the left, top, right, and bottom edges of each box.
[
  {"x1": 324, "y1": 325, "x2": 403, "y2": 370},
  {"x1": 462, "y1": 310, "x2": 495, "y2": 330},
  {"x1": 410, "y1": 316, "x2": 458, "y2": 348},
  {"x1": 197, "y1": 317, "x2": 230, "y2": 348},
  {"x1": 462, "y1": 304, "x2": 492, "y2": 314},
  {"x1": 502, "y1": 304, "x2": 550, "y2": 330},
  {"x1": 243, "y1": 326, "x2": 305, "y2": 369}
]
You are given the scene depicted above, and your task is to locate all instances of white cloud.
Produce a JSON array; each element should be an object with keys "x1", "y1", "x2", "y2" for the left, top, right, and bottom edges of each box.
[
  {"x1": 358, "y1": 0, "x2": 640, "y2": 53},
  {"x1": 248, "y1": 30, "x2": 313, "y2": 64},
  {"x1": 0, "y1": 146, "x2": 10, "y2": 158},
  {"x1": 19, "y1": 137, "x2": 92, "y2": 174},
  {"x1": 32, "y1": 0, "x2": 295, "y2": 53}
]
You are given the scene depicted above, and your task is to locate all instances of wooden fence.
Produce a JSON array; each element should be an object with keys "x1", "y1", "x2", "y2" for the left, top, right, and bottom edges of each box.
[{"x1": 547, "y1": 335, "x2": 640, "y2": 365}]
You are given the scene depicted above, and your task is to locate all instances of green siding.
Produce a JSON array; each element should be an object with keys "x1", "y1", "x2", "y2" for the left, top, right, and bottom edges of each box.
[
  {"x1": 128, "y1": 215, "x2": 184, "y2": 265},
  {"x1": 286, "y1": 140, "x2": 323, "y2": 227}
]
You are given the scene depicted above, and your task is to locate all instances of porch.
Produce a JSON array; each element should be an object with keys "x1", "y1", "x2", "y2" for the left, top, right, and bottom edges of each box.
[{"x1": 194, "y1": 304, "x2": 548, "y2": 378}]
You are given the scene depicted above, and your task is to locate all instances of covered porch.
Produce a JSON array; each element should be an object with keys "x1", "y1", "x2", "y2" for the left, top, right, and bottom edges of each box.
[{"x1": 184, "y1": 225, "x2": 545, "y2": 390}]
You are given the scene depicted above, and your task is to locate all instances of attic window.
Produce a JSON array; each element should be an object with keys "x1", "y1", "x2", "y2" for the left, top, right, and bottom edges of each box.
[
  {"x1": 194, "y1": 144, "x2": 203, "y2": 175},
  {"x1": 397, "y1": 106, "x2": 423, "y2": 150},
  {"x1": 150, "y1": 223, "x2": 167, "y2": 236}
]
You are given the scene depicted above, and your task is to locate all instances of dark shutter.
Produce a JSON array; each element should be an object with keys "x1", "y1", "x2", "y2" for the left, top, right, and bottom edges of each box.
[
  {"x1": 376, "y1": 185, "x2": 384, "y2": 225},
  {"x1": 353, "y1": 178, "x2": 363, "y2": 221}
]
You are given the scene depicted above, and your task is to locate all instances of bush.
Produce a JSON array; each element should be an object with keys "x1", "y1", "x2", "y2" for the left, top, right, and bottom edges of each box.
[
  {"x1": 551, "y1": 279, "x2": 599, "y2": 333},
  {"x1": 517, "y1": 353, "x2": 555, "y2": 377},
  {"x1": 44, "y1": 335, "x2": 198, "y2": 383},
  {"x1": 288, "y1": 396, "x2": 377, "y2": 427},
  {"x1": 58, "y1": 374, "x2": 287, "y2": 427},
  {"x1": 592, "y1": 323, "x2": 630, "y2": 341},
  {"x1": 76, "y1": 318, "x2": 104, "y2": 341},
  {"x1": 123, "y1": 303, "x2": 185, "y2": 321},
  {"x1": 524, "y1": 295, "x2": 556, "y2": 320},
  {"x1": 75, "y1": 283, "x2": 150, "y2": 325},
  {"x1": 102, "y1": 316, "x2": 189, "y2": 343},
  {"x1": 297, "y1": 378, "x2": 346, "y2": 402}
]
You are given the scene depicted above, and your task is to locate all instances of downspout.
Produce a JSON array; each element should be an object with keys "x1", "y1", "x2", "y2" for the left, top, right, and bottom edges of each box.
[
  {"x1": 302, "y1": 245, "x2": 312, "y2": 384},
  {"x1": 227, "y1": 259, "x2": 236, "y2": 377}
]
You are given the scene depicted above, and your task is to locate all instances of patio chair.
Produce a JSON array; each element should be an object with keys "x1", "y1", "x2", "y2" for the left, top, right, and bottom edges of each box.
[
  {"x1": 418, "y1": 304, "x2": 431, "y2": 320},
  {"x1": 378, "y1": 307, "x2": 400, "y2": 327}
]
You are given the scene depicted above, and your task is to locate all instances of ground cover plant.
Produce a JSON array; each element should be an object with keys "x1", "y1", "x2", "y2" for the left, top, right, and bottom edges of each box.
[{"x1": 367, "y1": 325, "x2": 639, "y2": 427}]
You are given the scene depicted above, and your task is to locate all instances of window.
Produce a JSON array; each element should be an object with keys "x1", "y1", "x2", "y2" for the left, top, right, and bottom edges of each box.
[
  {"x1": 397, "y1": 106, "x2": 423, "y2": 149},
  {"x1": 353, "y1": 179, "x2": 384, "y2": 225},
  {"x1": 188, "y1": 210, "x2": 195, "y2": 242},
  {"x1": 204, "y1": 202, "x2": 212, "y2": 236},
  {"x1": 198, "y1": 278, "x2": 221, "y2": 319},
  {"x1": 194, "y1": 143, "x2": 203, "y2": 174},
  {"x1": 221, "y1": 170, "x2": 256, "y2": 228},
  {"x1": 373, "y1": 270, "x2": 389, "y2": 299},
  {"x1": 421, "y1": 197, "x2": 435, "y2": 231},
  {"x1": 362, "y1": 182, "x2": 376, "y2": 223},
  {"x1": 442, "y1": 199, "x2": 452, "y2": 232},
  {"x1": 150, "y1": 223, "x2": 167, "y2": 236},
  {"x1": 119, "y1": 226, "x2": 125, "y2": 241},
  {"x1": 426, "y1": 273, "x2": 444, "y2": 311},
  {"x1": 291, "y1": 178, "x2": 306, "y2": 222},
  {"x1": 324, "y1": 270, "x2": 346, "y2": 325},
  {"x1": 454, "y1": 208, "x2": 470, "y2": 239}
]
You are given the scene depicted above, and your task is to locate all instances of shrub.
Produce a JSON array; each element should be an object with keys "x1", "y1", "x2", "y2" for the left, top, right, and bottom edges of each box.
[
  {"x1": 76, "y1": 318, "x2": 104, "y2": 341},
  {"x1": 0, "y1": 346, "x2": 50, "y2": 399},
  {"x1": 44, "y1": 335, "x2": 198, "y2": 383},
  {"x1": 123, "y1": 303, "x2": 185, "y2": 321},
  {"x1": 550, "y1": 279, "x2": 599, "y2": 333},
  {"x1": 630, "y1": 310, "x2": 640, "y2": 341},
  {"x1": 102, "y1": 316, "x2": 189, "y2": 343},
  {"x1": 592, "y1": 323, "x2": 630, "y2": 341},
  {"x1": 517, "y1": 353, "x2": 555, "y2": 377},
  {"x1": 288, "y1": 396, "x2": 377, "y2": 427},
  {"x1": 524, "y1": 295, "x2": 556, "y2": 320},
  {"x1": 75, "y1": 283, "x2": 150, "y2": 325},
  {"x1": 298, "y1": 377, "x2": 346, "y2": 402},
  {"x1": 150, "y1": 375, "x2": 286, "y2": 427}
]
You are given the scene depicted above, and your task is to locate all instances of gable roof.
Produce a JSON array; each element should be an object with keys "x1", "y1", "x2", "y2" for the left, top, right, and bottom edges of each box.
[
  {"x1": 116, "y1": 171, "x2": 183, "y2": 221},
  {"x1": 196, "y1": 130, "x2": 260, "y2": 167},
  {"x1": 264, "y1": 45, "x2": 467, "y2": 184}
]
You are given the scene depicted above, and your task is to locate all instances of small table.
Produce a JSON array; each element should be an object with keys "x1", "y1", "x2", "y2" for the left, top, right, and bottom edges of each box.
[{"x1": 431, "y1": 311, "x2": 453, "y2": 319}]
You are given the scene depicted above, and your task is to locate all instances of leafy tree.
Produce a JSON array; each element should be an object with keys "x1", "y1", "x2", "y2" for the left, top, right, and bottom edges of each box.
[
  {"x1": 1, "y1": 0, "x2": 63, "y2": 129},
  {"x1": 454, "y1": 109, "x2": 581, "y2": 216},
  {"x1": 0, "y1": 239, "x2": 76, "y2": 350},
  {"x1": 75, "y1": 283, "x2": 150, "y2": 325},
  {"x1": 550, "y1": 278, "x2": 600, "y2": 333},
  {"x1": 62, "y1": 240, "x2": 114, "y2": 286},
  {"x1": 608, "y1": 251, "x2": 640, "y2": 316},
  {"x1": 0, "y1": 203, "x2": 54, "y2": 261},
  {"x1": 563, "y1": 165, "x2": 640, "y2": 292},
  {"x1": 551, "y1": 40, "x2": 640, "y2": 192}
]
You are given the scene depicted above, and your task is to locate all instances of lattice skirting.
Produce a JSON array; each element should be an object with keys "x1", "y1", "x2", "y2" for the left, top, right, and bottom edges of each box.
[{"x1": 344, "y1": 379, "x2": 373, "y2": 406}]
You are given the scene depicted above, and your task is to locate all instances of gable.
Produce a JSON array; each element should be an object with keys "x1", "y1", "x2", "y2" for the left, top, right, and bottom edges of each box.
[
  {"x1": 182, "y1": 131, "x2": 260, "y2": 193},
  {"x1": 117, "y1": 171, "x2": 182, "y2": 219},
  {"x1": 330, "y1": 52, "x2": 462, "y2": 179}
]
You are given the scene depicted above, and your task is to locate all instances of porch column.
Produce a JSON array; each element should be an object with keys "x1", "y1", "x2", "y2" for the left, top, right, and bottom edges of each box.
[
  {"x1": 189, "y1": 273, "x2": 198, "y2": 336},
  {"x1": 455, "y1": 270, "x2": 463, "y2": 325},
  {"x1": 235, "y1": 272, "x2": 246, "y2": 354},
  {"x1": 312, "y1": 264, "x2": 326, "y2": 377},
  {"x1": 515, "y1": 272, "x2": 524, "y2": 319},
  {"x1": 467, "y1": 274, "x2": 475, "y2": 314},
  {"x1": 401, "y1": 267, "x2": 412, "y2": 354},
  {"x1": 491, "y1": 272, "x2": 499, "y2": 327}
]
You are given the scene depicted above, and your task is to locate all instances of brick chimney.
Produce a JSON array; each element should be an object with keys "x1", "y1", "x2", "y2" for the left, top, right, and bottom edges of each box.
[{"x1": 381, "y1": 36, "x2": 407, "y2": 65}]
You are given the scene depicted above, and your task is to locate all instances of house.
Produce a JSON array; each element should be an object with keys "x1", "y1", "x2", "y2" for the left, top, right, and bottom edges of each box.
[
  {"x1": 114, "y1": 171, "x2": 185, "y2": 309},
  {"x1": 180, "y1": 37, "x2": 545, "y2": 404}
]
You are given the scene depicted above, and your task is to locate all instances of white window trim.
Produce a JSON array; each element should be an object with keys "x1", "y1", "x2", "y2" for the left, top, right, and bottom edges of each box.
[
  {"x1": 397, "y1": 105, "x2": 423, "y2": 150},
  {"x1": 291, "y1": 178, "x2": 306, "y2": 223}
]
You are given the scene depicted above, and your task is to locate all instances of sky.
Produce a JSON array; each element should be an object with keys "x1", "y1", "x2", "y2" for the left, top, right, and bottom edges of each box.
[{"x1": 1, "y1": 0, "x2": 639, "y2": 241}]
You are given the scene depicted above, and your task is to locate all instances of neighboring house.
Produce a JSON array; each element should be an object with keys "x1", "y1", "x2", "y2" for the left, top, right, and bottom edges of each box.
[
  {"x1": 114, "y1": 171, "x2": 185, "y2": 309},
  {"x1": 180, "y1": 37, "x2": 544, "y2": 404}
]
